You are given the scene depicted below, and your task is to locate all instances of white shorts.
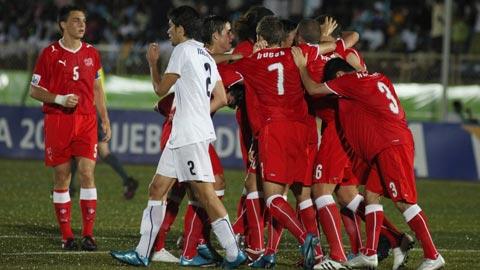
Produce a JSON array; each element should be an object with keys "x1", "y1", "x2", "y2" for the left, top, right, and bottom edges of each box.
[{"x1": 156, "y1": 141, "x2": 215, "y2": 183}]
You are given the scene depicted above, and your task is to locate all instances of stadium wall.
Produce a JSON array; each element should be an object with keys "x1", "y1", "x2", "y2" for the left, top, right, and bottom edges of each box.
[{"x1": 0, "y1": 105, "x2": 479, "y2": 181}]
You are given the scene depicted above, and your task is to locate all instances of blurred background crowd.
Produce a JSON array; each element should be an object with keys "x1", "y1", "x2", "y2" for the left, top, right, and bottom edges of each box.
[{"x1": 2, "y1": 0, "x2": 479, "y2": 54}]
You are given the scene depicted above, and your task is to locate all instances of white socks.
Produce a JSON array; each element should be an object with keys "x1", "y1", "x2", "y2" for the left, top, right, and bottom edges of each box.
[
  {"x1": 211, "y1": 215, "x2": 239, "y2": 262},
  {"x1": 135, "y1": 200, "x2": 166, "y2": 258}
]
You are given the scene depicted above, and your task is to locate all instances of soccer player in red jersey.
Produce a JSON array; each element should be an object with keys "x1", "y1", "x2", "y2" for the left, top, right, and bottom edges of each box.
[
  {"x1": 234, "y1": 16, "x2": 345, "y2": 269},
  {"x1": 292, "y1": 54, "x2": 445, "y2": 270},
  {"x1": 230, "y1": 6, "x2": 274, "y2": 262},
  {"x1": 29, "y1": 5, "x2": 110, "y2": 251}
]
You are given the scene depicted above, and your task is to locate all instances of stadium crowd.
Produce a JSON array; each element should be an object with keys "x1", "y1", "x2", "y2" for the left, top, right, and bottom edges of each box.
[{"x1": 2, "y1": 0, "x2": 480, "y2": 54}]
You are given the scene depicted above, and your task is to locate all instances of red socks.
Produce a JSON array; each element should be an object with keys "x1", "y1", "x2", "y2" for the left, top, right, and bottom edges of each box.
[
  {"x1": 362, "y1": 204, "x2": 384, "y2": 256},
  {"x1": 404, "y1": 205, "x2": 439, "y2": 259},
  {"x1": 79, "y1": 188, "x2": 97, "y2": 237},
  {"x1": 53, "y1": 189, "x2": 74, "y2": 240},
  {"x1": 315, "y1": 195, "x2": 346, "y2": 262},
  {"x1": 298, "y1": 199, "x2": 323, "y2": 257},
  {"x1": 267, "y1": 195, "x2": 306, "y2": 244}
]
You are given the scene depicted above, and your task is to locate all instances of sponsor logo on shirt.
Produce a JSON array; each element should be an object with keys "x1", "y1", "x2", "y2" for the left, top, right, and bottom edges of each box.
[
  {"x1": 31, "y1": 74, "x2": 41, "y2": 85},
  {"x1": 84, "y1": 58, "x2": 93, "y2": 67}
]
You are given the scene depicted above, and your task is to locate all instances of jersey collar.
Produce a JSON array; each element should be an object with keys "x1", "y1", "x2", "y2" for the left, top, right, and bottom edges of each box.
[{"x1": 59, "y1": 39, "x2": 83, "y2": 53}]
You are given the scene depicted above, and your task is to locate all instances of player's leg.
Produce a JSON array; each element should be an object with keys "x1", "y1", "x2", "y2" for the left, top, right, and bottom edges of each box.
[
  {"x1": 151, "y1": 181, "x2": 185, "y2": 263},
  {"x1": 378, "y1": 145, "x2": 444, "y2": 270},
  {"x1": 52, "y1": 161, "x2": 76, "y2": 250},
  {"x1": 189, "y1": 181, "x2": 246, "y2": 266},
  {"x1": 243, "y1": 171, "x2": 265, "y2": 261},
  {"x1": 291, "y1": 183, "x2": 323, "y2": 261},
  {"x1": 97, "y1": 142, "x2": 139, "y2": 199},
  {"x1": 111, "y1": 146, "x2": 177, "y2": 266},
  {"x1": 312, "y1": 183, "x2": 347, "y2": 263},
  {"x1": 76, "y1": 157, "x2": 98, "y2": 251},
  {"x1": 68, "y1": 159, "x2": 77, "y2": 197},
  {"x1": 335, "y1": 184, "x2": 364, "y2": 256}
]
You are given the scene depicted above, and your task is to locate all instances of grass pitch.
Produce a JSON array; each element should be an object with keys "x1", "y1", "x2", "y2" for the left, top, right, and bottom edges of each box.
[{"x1": 0, "y1": 159, "x2": 479, "y2": 269}]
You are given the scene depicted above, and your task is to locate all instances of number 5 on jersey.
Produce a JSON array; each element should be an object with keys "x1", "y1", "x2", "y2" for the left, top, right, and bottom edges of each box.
[{"x1": 73, "y1": 66, "x2": 79, "y2": 81}]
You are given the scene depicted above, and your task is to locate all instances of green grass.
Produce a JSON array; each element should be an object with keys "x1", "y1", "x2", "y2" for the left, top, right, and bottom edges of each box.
[{"x1": 0, "y1": 159, "x2": 479, "y2": 269}]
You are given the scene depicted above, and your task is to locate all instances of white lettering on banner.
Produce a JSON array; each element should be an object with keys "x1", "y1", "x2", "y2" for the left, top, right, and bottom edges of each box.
[
  {"x1": 130, "y1": 123, "x2": 144, "y2": 154},
  {"x1": 214, "y1": 127, "x2": 235, "y2": 158},
  {"x1": 409, "y1": 123, "x2": 428, "y2": 177},
  {"x1": 110, "y1": 122, "x2": 162, "y2": 155},
  {"x1": 0, "y1": 118, "x2": 12, "y2": 148},
  {"x1": 145, "y1": 125, "x2": 161, "y2": 154},
  {"x1": 19, "y1": 119, "x2": 44, "y2": 150},
  {"x1": 111, "y1": 123, "x2": 128, "y2": 153}
]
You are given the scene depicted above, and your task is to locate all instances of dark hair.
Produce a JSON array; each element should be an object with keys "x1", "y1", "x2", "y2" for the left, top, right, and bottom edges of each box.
[
  {"x1": 202, "y1": 15, "x2": 229, "y2": 45},
  {"x1": 315, "y1": 14, "x2": 342, "y2": 37},
  {"x1": 323, "y1": 58, "x2": 356, "y2": 82},
  {"x1": 168, "y1": 5, "x2": 201, "y2": 40},
  {"x1": 234, "y1": 6, "x2": 274, "y2": 42},
  {"x1": 57, "y1": 5, "x2": 86, "y2": 32},
  {"x1": 256, "y1": 16, "x2": 284, "y2": 46},
  {"x1": 297, "y1": 19, "x2": 320, "y2": 44},
  {"x1": 281, "y1": 19, "x2": 297, "y2": 34}
]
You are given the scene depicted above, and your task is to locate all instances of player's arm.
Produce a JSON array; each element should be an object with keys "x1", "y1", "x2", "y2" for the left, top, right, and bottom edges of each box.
[
  {"x1": 345, "y1": 50, "x2": 366, "y2": 71},
  {"x1": 94, "y1": 74, "x2": 111, "y2": 142},
  {"x1": 30, "y1": 85, "x2": 79, "y2": 108},
  {"x1": 211, "y1": 53, "x2": 243, "y2": 64},
  {"x1": 210, "y1": 80, "x2": 228, "y2": 113},
  {"x1": 291, "y1": 47, "x2": 331, "y2": 96},
  {"x1": 341, "y1": 31, "x2": 359, "y2": 49},
  {"x1": 146, "y1": 43, "x2": 179, "y2": 97}
]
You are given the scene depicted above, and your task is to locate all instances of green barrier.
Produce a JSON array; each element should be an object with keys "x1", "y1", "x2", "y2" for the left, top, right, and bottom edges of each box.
[{"x1": 1, "y1": 70, "x2": 478, "y2": 121}]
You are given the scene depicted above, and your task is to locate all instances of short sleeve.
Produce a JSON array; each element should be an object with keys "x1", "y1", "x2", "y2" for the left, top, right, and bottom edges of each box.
[
  {"x1": 325, "y1": 74, "x2": 357, "y2": 97},
  {"x1": 31, "y1": 48, "x2": 50, "y2": 89},
  {"x1": 210, "y1": 63, "x2": 221, "y2": 85},
  {"x1": 165, "y1": 45, "x2": 186, "y2": 76},
  {"x1": 334, "y1": 39, "x2": 347, "y2": 59}
]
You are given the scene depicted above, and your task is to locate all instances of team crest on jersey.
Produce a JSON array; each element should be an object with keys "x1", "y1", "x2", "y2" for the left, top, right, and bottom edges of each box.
[
  {"x1": 31, "y1": 74, "x2": 41, "y2": 85},
  {"x1": 84, "y1": 58, "x2": 93, "y2": 67}
]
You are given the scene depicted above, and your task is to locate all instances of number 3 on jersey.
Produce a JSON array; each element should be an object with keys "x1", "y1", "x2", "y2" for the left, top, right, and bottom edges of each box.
[
  {"x1": 268, "y1": 63, "x2": 284, "y2": 95},
  {"x1": 377, "y1": 81, "x2": 399, "y2": 114}
]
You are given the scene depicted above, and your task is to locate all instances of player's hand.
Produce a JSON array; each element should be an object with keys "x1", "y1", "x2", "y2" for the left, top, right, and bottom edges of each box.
[
  {"x1": 253, "y1": 40, "x2": 268, "y2": 53},
  {"x1": 146, "y1": 43, "x2": 161, "y2": 66},
  {"x1": 321, "y1": 16, "x2": 338, "y2": 37},
  {"x1": 101, "y1": 120, "x2": 111, "y2": 142},
  {"x1": 55, "y1": 94, "x2": 79, "y2": 108},
  {"x1": 291, "y1": 47, "x2": 307, "y2": 68}
]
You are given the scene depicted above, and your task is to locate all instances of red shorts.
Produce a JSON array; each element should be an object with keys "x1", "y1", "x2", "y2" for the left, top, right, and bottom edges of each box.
[
  {"x1": 209, "y1": 144, "x2": 224, "y2": 176},
  {"x1": 365, "y1": 145, "x2": 418, "y2": 204},
  {"x1": 44, "y1": 114, "x2": 97, "y2": 166},
  {"x1": 313, "y1": 122, "x2": 352, "y2": 185},
  {"x1": 259, "y1": 121, "x2": 308, "y2": 185},
  {"x1": 296, "y1": 123, "x2": 318, "y2": 186},
  {"x1": 339, "y1": 166, "x2": 359, "y2": 186}
]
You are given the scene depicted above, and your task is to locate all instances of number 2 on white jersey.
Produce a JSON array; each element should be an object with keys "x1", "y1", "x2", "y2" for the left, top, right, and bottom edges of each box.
[
  {"x1": 268, "y1": 63, "x2": 284, "y2": 95},
  {"x1": 377, "y1": 81, "x2": 399, "y2": 114}
]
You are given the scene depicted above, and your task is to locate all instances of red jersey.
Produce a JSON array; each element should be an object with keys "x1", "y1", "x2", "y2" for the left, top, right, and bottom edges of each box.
[
  {"x1": 217, "y1": 63, "x2": 243, "y2": 88},
  {"x1": 233, "y1": 40, "x2": 254, "y2": 57},
  {"x1": 234, "y1": 47, "x2": 309, "y2": 126},
  {"x1": 325, "y1": 72, "x2": 413, "y2": 162},
  {"x1": 232, "y1": 41, "x2": 262, "y2": 134},
  {"x1": 32, "y1": 41, "x2": 101, "y2": 115}
]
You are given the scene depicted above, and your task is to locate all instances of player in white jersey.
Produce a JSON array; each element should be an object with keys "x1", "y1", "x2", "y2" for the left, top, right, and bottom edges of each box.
[{"x1": 110, "y1": 6, "x2": 246, "y2": 268}]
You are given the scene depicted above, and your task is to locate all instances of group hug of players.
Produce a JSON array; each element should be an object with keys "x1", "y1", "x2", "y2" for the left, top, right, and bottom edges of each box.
[{"x1": 126, "y1": 6, "x2": 445, "y2": 270}]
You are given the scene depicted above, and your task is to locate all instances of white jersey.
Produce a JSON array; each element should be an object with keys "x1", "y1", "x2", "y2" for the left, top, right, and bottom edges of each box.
[{"x1": 165, "y1": 39, "x2": 220, "y2": 148}]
